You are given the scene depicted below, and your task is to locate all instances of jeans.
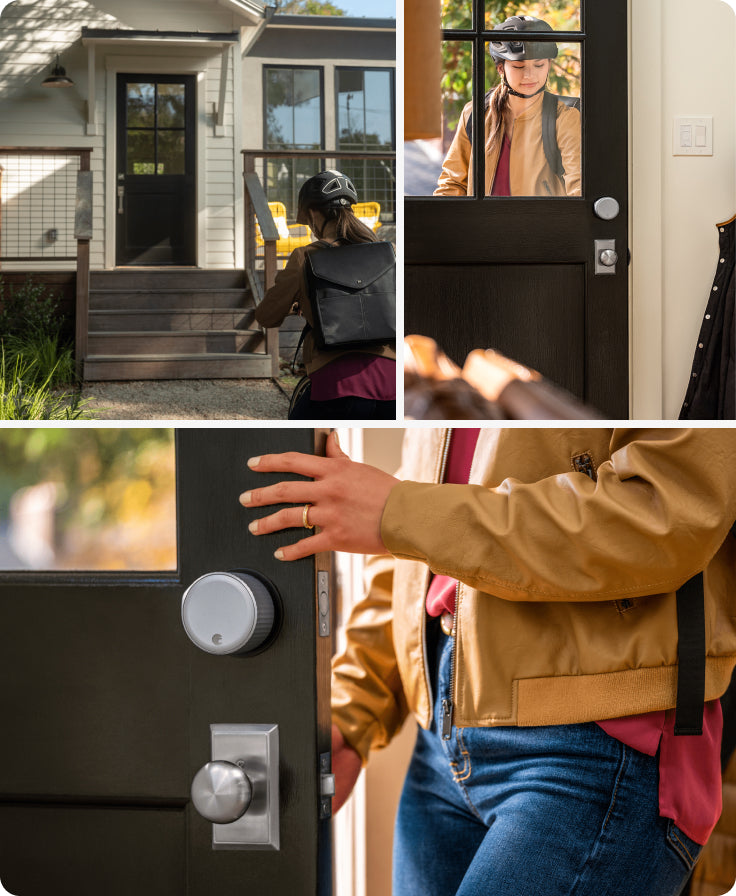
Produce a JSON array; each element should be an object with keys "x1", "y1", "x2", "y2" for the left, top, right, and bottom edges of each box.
[
  {"x1": 392, "y1": 624, "x2": 702, "y2": 896},
  {"x1": 288, "y1": 390, "x2": 396, "y2": 421}
]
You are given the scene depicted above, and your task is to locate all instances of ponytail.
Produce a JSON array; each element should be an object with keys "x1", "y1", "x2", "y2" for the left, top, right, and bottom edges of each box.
[
  {"x1": 487, "y1": 78, "x2": 511, "y2": 157},
  {"x1": 313, "y1": 207, "x2": 378, "y2": 244}
]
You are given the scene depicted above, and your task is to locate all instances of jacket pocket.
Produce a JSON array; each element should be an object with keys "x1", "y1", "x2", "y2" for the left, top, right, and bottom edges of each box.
[{"x1": 665, "y1": 819, "x2": 703, "y2": 871}]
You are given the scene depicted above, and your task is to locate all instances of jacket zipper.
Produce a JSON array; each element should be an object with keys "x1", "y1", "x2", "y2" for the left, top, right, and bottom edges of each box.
[
  {"x1": 442, "y1": 580, "x2": 459, "y2": 739},
  {"x1": 436, "y1": 429, "x2": 457, "y2": 741},
  {"x1": 424, "y1": 430, "x2": 452, "y2": 730}
]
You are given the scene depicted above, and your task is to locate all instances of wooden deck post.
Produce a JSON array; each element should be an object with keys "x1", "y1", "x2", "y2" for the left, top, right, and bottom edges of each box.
[{"x1": 74, "y1": 151, "x2": 92, "y2": 380}]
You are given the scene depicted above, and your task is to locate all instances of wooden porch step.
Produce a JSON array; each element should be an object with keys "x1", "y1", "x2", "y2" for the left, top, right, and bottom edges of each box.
[
  {"x1": 89, "y1": 270, "x2": 246, "y2": 290},
  {"x1": 89, "y1": 308, "x2": 256, "y2": 331},
  {"x1": 89, "y1": 289, "x2": 250, "y2": 311},
  {"x1": 84, "y1": 353, "x2": 274, "y2": 381},
  {"x1": 88, "y1": 330, "x2": 264, "y2": 355}
]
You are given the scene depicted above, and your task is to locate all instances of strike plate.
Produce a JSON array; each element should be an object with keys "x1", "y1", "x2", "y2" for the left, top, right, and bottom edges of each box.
[{"x1": 210, "y1": 723, "x2": 279, "y2": 850}]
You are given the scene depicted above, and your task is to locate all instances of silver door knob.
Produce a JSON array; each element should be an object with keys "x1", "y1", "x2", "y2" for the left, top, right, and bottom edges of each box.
[
  {"x1": 593, "y1": 197, "x2": 620, "y2": 220},
  {"x1": 599, "y1": 248, "x2": 618, "y2": 267},
  {"x1": 191, "y1": 760, "x2": 253, "y2": 824},
  {"x1": 182, "y1": 570, "x2": 277, "y2": 655}
]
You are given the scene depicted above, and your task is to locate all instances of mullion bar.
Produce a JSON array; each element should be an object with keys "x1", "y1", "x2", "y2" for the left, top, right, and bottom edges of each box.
[
  {"x1": 472, "y1": 0, "x2": 483, "y2": 200},
  {"x1": 443, "y1": 30, "x2": 585, "y2": 40}
]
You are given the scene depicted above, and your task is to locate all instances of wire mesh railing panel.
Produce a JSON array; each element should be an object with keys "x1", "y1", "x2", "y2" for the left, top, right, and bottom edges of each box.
[{"x1": 0, "y1": 153, "x2": 81, "y2": 261}]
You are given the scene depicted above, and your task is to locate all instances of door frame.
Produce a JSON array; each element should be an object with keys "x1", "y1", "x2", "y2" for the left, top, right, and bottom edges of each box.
[{"x1": 104, "y1": 55, "x2": 209, "y2": 269}]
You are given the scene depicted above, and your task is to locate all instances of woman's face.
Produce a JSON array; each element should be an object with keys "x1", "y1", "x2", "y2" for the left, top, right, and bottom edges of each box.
[{"x1": 501, "y1": 59, "x2": 551, "y2": 96}]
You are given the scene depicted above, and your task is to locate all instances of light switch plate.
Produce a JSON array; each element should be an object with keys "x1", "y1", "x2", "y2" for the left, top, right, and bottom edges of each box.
[{"x1": 673, "y1": 116, "x2": 713, "y2": 156}]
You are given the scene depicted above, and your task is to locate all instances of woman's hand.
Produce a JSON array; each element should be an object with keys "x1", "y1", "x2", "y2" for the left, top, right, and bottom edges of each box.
[
  {"x1": 240, "y1": 431, "x2": 399, "y2": 561},
  {"x1": 331, "y1": 724, "x2": 362, "y2": 813}
]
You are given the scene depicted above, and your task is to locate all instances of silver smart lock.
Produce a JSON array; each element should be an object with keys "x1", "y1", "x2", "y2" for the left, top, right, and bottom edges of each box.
[
  {"x1": 182, "y1": 572, "x2": 282, "y2": 848},
  {"x1": 181, "y1": 570, "x2": 281, "y2": 656}
]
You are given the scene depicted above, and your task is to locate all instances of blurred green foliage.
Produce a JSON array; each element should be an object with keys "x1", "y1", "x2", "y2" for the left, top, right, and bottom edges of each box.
[{"x1": 0, "y1": 430, "x2": 176, "y2": 570}]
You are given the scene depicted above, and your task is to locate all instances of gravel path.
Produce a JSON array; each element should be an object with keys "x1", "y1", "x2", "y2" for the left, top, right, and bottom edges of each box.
[{"x1": 80, "y1": 377, "x2": 291, "y2": 420}]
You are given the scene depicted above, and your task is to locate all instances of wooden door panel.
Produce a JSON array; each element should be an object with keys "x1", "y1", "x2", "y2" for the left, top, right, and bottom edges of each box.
[
  {"x1": 0, "y1": 806, "x2": 186, "y2": 896},
  {"x1": 405, "y1": 264, "x2": 585, "y2": 395},
  {"x1": 0, "y1": 582, "x2": 187, "y2": 800}
]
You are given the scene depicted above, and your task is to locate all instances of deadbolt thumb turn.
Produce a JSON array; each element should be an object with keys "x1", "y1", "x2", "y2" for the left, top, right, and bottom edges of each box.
[{"x1": 181, "y1": 570, "x2": 281, "y2": 656}]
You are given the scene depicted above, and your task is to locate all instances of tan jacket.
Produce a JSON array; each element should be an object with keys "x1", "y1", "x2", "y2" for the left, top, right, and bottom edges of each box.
[
  {"x1": 254, "y1": 222, "x2": 395, "y2": 376},
  {"x1": 332, "y1": 429, "x2": 736, "y2": 763},
  {"x1": 434, "y1": 90, "x2": 581, "y2": 197}
]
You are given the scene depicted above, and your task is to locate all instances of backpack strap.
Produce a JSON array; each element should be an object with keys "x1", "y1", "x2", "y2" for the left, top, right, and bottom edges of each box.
[
  {"x1": 674, "y1": 522, "x2": 736, "y2": 736},
  {"x1": 542, "y1": 90, "x2": 564, "y2": 181},
  {"x1": 674, "y1": 571, "x2": 706, "y2": 736}
]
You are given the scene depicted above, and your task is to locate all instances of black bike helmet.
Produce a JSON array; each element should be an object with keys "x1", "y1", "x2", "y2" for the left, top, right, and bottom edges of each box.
[
  {"x1": 296, "y1": 169, "x2": 359, "y2": 225},
  {"x1": 489, "y1": 16, "x2": 558, "y2": 62}
]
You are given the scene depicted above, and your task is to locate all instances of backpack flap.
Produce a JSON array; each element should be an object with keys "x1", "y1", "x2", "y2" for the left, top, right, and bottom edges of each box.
[{"x1": 305, "y1": 242, "x2": 396, "y2": 350}]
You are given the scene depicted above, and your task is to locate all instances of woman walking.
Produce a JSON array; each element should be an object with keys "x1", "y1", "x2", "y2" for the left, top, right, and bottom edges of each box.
[{"x1": 255, "y1": 170, "x2": 396, "y2": 420}]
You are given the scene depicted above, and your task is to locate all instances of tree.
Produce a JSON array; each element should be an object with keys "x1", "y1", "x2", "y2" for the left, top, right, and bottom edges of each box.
[{"x1": 277, "y1": 0, "x2": 346, "y2": 14}]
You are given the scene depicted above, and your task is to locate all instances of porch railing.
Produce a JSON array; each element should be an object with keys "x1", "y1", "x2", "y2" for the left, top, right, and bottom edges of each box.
[{"x1": 0, "y1": 147, "x2": 92, "y2": 378}]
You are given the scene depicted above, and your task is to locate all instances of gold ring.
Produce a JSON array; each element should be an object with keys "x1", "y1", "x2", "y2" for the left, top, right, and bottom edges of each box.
[{"x1": 302, "y1": 503, "x2": 314, "y2": 529}]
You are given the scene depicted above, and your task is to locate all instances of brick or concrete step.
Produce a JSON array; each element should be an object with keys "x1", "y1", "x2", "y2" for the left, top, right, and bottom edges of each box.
[
  {"x1": 89, "y1": 289, "x2": 250, "y2": 311},
  {"x1": 89, "y1": 308, "x2": 256, "y2": 332},
  {"x1": 89, "y1": 270, "x2": 246, "y2": 290},
  {"x1": 84, "y1": 353, "x2": 273, "y2": 381},
  {"x1": 88, "y1": 331, "x2": 264, "y2": 356}
]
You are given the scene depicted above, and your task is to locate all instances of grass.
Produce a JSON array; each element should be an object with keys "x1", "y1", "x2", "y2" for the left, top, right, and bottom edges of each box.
[{"x1": 0, "y1": 351, "x2": 93, "y2": 420}]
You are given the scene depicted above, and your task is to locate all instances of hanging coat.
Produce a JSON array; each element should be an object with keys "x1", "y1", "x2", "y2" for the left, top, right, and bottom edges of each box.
[{"x1": 680, "y1": 216, "x2": 735, "y2": 420}]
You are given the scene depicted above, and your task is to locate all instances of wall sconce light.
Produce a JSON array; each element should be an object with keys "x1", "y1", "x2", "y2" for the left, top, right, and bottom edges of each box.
[
  {"x1": 46, "y1": 229, "x2": 59, "y2": 243},
  {"x1": 42, "y1": 55, "x2": 74, "y2": 88}
]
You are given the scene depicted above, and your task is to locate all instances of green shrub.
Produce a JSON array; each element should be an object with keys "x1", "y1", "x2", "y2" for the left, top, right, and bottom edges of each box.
[{"x1": 0, "y1": 276, "x2": 62, "y2": 340}]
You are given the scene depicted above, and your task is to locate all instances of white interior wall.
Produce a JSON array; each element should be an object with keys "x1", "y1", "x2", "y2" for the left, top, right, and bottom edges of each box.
[{"x1": 631, "y1": 0, "x2": 736, "y2": 419}]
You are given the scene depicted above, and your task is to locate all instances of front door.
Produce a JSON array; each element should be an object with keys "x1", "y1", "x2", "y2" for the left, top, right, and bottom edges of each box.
[
  {"x1": 405, "y1": 0, "x2": 628, "y2": 417},
  {"x1": 0, "y1": 429, "x2": 332, "y2": 895},
  {"x1": 116, "y1": 74, "x2": 197, "y2": 266}
]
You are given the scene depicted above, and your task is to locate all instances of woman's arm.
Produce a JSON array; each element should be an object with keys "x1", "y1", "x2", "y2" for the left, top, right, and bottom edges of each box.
[
  {"x1": 254, "y1": 246, "x2": 308, "y2": 329},
  {"x1": 243, "y1": 429, "x2": 736, "y2": 602},
  {"x1": 558, "y1": 104, "x2": 581, "y2": 197},
  {"x1": 434, "y1": 105, "x2": 472, "y2": 196}
]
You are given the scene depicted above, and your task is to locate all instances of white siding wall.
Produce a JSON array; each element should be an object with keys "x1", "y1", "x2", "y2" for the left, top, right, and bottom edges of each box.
[{"x1": 0, "y1": 0, "x2": 250, "y2": 270}]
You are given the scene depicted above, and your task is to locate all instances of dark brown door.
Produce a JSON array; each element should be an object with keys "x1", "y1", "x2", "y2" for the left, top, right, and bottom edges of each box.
[
  {"x1": 116, "y1": 74, "x2": 197, "y2": 265},
  {"x1": 405, "y1": 0, "x2": 628, "y2": 417},
  {"x1": 0, "y1": 429, "x2": 331, "y2": 895}
]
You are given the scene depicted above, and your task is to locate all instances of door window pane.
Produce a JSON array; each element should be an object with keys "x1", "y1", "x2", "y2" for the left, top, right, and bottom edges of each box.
[
  {"x1": 127, "y1": 130, "x2": 156, "y2": 175},
  {"x1": 126, "y1": 83, "x2": 155, "y2": 128},
  {"x1": 157, "y1": 83, "x2": 186, "y2": 128},
  {"x1": 484, "y1": 1, "x2": 580, "y2": 31},
  {"x1": 0, "y1": 430, "x2": 176, "y2": 571},
  {"x1": 157, "y1": 130, "x2": 186, "y2": 175},
  {"x1": 405, "y1": 40, "x2": 475, "y2": 196}
]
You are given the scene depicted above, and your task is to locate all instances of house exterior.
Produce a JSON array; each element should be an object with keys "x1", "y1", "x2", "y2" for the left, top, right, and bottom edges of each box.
[{"x1": 0, "y1": 0, "x2": 396, "y2": 379}]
